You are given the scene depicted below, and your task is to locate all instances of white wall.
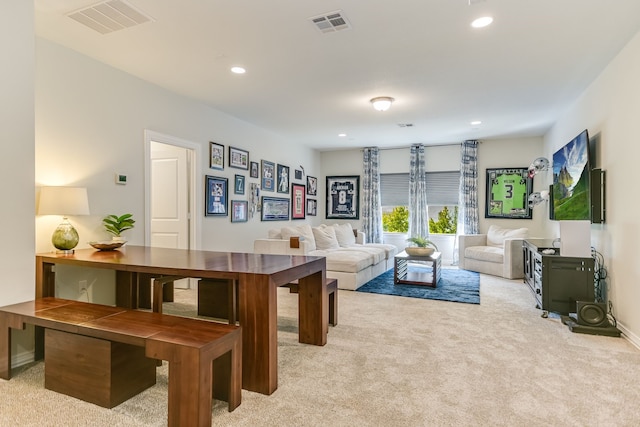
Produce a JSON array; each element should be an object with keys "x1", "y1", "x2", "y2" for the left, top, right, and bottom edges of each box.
[
  {"x1": 35, "y1": 38, "x2": 320, "y2": 257},
  {"x1": 0, "y1": 0, "x2": 36, "y2": 363},
  {"x1": 543, "y1": 29, "x2": 640, "y2": 345},
  {"x1": 320, "y1": 138, "x2": 546, "y2": 238}
]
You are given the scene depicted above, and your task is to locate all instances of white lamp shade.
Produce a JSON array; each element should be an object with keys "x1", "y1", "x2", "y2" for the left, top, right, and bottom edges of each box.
[{"x1": 38, "y1": 186, "x2": 90, "y2": 216}]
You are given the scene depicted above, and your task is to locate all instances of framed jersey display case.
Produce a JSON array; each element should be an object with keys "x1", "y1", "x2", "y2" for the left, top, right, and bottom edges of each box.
[
  {"x1": 485, "y1": 167, "x2": 533, "y2": 219},
  {"x1": 326, "y1": 175, "x2": 360, "y2": 219}
]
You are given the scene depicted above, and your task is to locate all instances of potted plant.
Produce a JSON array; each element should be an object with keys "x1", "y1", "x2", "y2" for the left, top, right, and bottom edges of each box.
[
  {"x1": 405, "y1": 236, "x2": 439, "y2": 256},
  {"x1": 102, "y1": 214, "x2": 135, "y2": 242}
]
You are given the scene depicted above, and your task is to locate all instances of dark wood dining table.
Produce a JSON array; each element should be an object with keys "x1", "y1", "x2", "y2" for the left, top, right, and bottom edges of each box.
[{"x1": 35, "y1": 245, "x2": 327, "y2": 395}]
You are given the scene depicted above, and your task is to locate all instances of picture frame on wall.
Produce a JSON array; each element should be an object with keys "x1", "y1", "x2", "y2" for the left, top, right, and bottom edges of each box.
[
  {"x1": 231, "y1": 200, "x2": 248, "y2": 222},
  {"x1": 205, "y1": 175, "x2": 228, "y2": 216},
  {"x1": 291, "y1": 183, "x2": 305, "y2": 219},
  {"x1": 261, "y1": 160, "x2": 275, "y2": 191},
  {"x1": 234, "y1": 174, "x2": 245, "y2": 195},
  {"x1": 229, "y1": 146, "x2": 249, "y2": 170},
  {"x1": 250, "y1": 161, "x2": 259, "y2": 178},
  {"x1": 277, "y1": 164, "x2": 290, "y2": 194},
  {"x1": 294, "y1": 169, "x2": 303, "y2": 180},
  {"x1": 326, "y1": 175, "x2": 360, "y2": 219},
  {"x1": 306, "y1": 199, "x2": 317, "y2": 216},
  {"x1": 485, "y1": 167, "x2": 533, "y2": 219},
  {"x1": 306, "y1": 176, "x2": 317, "y2": 196},
  {"x1": 209, "y1": 142, "x2": 224, "y2": 170},
  {"x1": 261, "y1": 196, "x2": 290, "y2": 221}
]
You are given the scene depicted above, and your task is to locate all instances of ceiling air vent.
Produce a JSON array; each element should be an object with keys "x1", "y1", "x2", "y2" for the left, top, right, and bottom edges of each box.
[
  {"x1": 309, "y1": 10, "x2": 352, "y2": 33},
  {"x1": 397, "y1": 123, "x2": 414, "y2": 128},
  {"x1": 67, "y1": 0, "x2": 154, "y2": 34}
]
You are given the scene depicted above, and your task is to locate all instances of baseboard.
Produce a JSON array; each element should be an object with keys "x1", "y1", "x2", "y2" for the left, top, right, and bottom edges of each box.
[
  {"x1": 12, "y1": 349, "x2": 35, "y2": 368},
  {"x1": 617, "y1": 321, "x2": 640, "y2": 350}
]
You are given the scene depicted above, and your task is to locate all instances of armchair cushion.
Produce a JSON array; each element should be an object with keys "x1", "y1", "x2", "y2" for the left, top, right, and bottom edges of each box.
[{"x1": 486, "y1": 225, "x2": 529, "y2": 248}]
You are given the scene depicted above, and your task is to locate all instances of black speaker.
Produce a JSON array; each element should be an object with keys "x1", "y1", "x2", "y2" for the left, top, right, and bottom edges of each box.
[{"x1": 576, "y1": 301, "x2": 609, "y2": 327}]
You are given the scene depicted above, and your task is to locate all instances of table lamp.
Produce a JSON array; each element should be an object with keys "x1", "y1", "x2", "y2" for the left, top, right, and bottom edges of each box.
[{"x1": 38, "y1": 186, "x2": 90, "y2": 253}]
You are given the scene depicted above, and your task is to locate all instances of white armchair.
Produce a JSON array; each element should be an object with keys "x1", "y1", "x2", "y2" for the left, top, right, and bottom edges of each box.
[{"x1": 458, "y1": 225, "x2": 529, "y2": 279}]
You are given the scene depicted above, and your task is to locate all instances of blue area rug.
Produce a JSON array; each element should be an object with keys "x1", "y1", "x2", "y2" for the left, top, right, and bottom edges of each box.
[{"x1": 356, "y1": 266, "x2": 480, "y2": 304}]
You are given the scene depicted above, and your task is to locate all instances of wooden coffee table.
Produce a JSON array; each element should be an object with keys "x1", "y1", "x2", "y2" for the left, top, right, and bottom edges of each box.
[{"x1": 394, "y1": 251, "x2": 442, "y2": 287}]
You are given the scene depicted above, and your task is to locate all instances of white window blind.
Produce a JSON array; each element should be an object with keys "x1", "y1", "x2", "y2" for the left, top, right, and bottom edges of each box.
[{"x1": 380, "y1": 171, "x2": 460, "y2": 206}]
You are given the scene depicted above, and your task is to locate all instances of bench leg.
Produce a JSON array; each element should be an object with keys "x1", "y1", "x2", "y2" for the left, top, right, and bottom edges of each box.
[{"x1": 329, "y1": 291, "x2": 337, "y2": 326}]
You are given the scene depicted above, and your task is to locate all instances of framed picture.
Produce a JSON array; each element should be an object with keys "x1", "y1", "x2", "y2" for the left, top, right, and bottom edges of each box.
[
  {"x1": 485, "y1": 167, "x2": 533, "y2": 219},
  {"x1": 307, "y1": 198, "x2": 317, "y2": 216},
  {"x1": 250, "y1": 161, "x2": 259, "y2": 178},
  {"x1": 306, "y1": 176, "x2": 317, "y2": 196},
  {"x1": 209, "y1": 142, "x2": 224, "y2": 170},
  {"x1": 261, "y1": 160, "x2": 275, "y2": 191},
  {"x1": 294, "y1": 169, "x2": 303, "y2": 180},
  {"x1": 234, "y1": 174, "x2": 245, "y2": 195},
  {"x1": 231, "y1": 200, "x2": 248, "y2": 222},
  {"x1": 261, "y1": 196, "x2": 290, "y2": 221},
  {"x1": 277, "y1": 164, "x2": 290, "y2": 193},
  {"x1": 326, "y1": 175, "x2": 360, "y2": 219},
  {"x1": 291, "y1": 183, "x2": 306, "y2": 219},
  {"x1": 229, "y1": 146, "x2": 249, "y2": 170},
  {"x1": 205, "y1": 175, "x2": 228, "y2": 216}
]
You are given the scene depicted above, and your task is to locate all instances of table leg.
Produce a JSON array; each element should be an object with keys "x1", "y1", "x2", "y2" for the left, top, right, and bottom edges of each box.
[
  {"x1": 35, "y1": 258, "x2": 55, "y2": 299},
  {"x1": 237, "y1": 273, "x2": 278, "y2": 395},
  {"x1": 115, "y1": 271, "x2": 139, "y2": 308},
  {"x1": 0, "y1": 313, "x2": 24, "y2": 380},
  {"x1": 298, "y1": 270, "x2": 328, "y2": 346}
]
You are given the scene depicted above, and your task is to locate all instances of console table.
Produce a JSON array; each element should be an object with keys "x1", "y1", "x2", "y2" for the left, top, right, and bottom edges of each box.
[
  {"x1": 522, "y1": 239, "x2": 595, "y2": 315},
  {"x1": 35, "y1": 246, "x2": 327, "y2": 395}
]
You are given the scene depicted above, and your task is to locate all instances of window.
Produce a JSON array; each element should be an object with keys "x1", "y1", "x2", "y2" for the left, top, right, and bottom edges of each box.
[{"x1": 380, "y1": 171, "x2": 459, "y2": 233}]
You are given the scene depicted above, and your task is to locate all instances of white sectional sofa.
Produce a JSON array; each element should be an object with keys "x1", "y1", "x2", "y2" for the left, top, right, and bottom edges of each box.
[{"x1": 253, "y1": 223, "x2": 398, "y2": 290}]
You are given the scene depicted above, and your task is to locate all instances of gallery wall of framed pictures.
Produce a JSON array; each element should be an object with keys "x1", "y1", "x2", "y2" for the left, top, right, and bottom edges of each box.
[{"x1": 204, "y1": 142, "x2": 318, "y2": 223}]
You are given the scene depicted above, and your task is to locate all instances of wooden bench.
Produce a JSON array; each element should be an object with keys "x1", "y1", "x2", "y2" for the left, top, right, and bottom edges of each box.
[
  {"x1": 198, "y1": 277, "x2": 338, "y2": 326},
  {"x1": 0, "y1": 298, "x2": 241, "y2": 427}
]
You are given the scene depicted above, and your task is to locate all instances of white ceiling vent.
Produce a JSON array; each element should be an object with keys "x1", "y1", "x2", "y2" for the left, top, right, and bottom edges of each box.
[
  {"x1": 397, "y1": 123, "x2": 414, "y2": 128},
  {"x1": 309, "y1": 10, "x2": 351, "y2": 33},
  {"x1": 67, "y1": 0, "x2": 154, "y2": 34}
]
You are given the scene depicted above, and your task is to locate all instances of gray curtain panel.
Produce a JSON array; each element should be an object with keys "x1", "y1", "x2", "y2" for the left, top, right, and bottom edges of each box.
[
  {"x1": 453, "y1": 140, "x2": 479, "y2": 265},
  {"x1": 362, "y1": 147, "x2": 384, "y2": 243},
  {"x1": 408, "y1": 144, "x2": 430, "y2": 239}
]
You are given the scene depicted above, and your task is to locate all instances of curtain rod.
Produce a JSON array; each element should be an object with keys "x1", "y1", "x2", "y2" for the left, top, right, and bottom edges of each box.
[{"x1": 361, "y1": 140, "x2": 481, "y2": 151}]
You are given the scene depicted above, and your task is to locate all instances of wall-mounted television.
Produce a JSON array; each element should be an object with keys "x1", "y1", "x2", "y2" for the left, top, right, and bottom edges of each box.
[{"x1": 552, "y1": 129, "x2": 590, "y2": 220}]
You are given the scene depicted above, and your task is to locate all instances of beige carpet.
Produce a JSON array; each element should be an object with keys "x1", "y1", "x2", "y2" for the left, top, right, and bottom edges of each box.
[{"x1": 2, "y1": 273, "x2": 640, "y2": 426}]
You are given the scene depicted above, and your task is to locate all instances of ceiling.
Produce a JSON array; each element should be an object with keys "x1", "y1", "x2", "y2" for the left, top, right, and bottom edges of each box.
[{"x1": 34, "y1": 0, "x2": 640, "y2": 151}]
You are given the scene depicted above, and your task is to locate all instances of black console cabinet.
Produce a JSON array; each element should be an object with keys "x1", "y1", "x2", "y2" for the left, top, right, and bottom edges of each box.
[{"x1": 522, "y1": 239, "x2": 595, "y2": 314}]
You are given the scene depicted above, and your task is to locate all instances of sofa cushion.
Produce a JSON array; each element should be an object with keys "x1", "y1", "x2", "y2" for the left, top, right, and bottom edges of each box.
[
  {"x1": 281, "y1": 224, "x2": 316, "y2": 251},
  {"x1": 486, "y1": 225, "x2": 528, "y2": 248},
  {"x1": 309, "y1": 249, "x2": 374, "y2": 273},
  {"x1": 465, "y1": 246, "x2": 504, "y2": 263},
  {"x1": 313, "y1": 225, "x2": 340, "y2": 250},
  {"x1": 333, "y1": 223, "x2": 356, "y2": 247},
  {"x1": 268, "y1": 228, "x2": 282, "y2": 239}
]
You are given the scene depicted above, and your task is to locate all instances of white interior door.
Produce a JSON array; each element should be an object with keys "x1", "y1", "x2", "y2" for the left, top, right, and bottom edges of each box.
[{"x1": 150, "y1": 141, "x2": 192, "y2": 288}]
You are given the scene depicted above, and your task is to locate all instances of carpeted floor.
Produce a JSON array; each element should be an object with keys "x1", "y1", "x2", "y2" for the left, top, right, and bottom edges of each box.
[
  {"x1": 356, "y1": 266, "x2": 480, "y2": 304},
  {"x1": 2, "y1": 273, "x2": 640, "y2": 426}
]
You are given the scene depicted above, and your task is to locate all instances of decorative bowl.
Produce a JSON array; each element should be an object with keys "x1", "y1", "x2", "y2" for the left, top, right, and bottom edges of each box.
[
  {"x1": 89, "y1": 241, "x2": 126, "y2": 251},
  {"x1": 405, "y1": 247, "x2": 435, "y2": 257}
]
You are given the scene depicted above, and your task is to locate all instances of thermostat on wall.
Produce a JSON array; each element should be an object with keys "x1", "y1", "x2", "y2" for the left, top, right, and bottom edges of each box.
[{"x1": 115, "y1": 173, "x2": 127, "y2": 185}]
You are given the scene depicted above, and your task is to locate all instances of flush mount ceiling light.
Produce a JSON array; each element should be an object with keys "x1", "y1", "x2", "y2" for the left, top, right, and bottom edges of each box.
[
  {"x1": 231, "y1": 66, "x2": 246, "y2": 74},
  {"x1": 471, "y1": 16, "x2": 493, "y2": 28},
  {"x1": 370, "y1": 97, "x2": 394, "y2": 112}
]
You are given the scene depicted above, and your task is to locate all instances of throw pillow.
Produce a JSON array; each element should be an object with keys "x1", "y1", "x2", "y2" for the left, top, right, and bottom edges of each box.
[
  {"x1": 333, "y1": 223, "x2": 356, "y2": 247},
  {"x1": 268, "y1": 228, "x2": 282, "y2": 239},
  {"x1": 487, "y1": 225, "x2": 529, "y2": 248},
  {"x1": 281, "y1": 224, "x2": 316, "y2": 251},
  {"x1": 312, "y1": 224, "x2": 340, "y2": 250}
]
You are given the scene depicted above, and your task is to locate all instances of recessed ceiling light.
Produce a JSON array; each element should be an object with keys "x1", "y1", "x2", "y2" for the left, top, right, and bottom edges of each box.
[
  {"x1": 231, "y1": 66, "x2": 246, "y2": 74},
  {"x1": 471, "y1": 16, "x2": 493, "y2": 28},
  {"x1": 470, "y1": 120, "x2": 482, "y2": 126},
  {"x1": 338, "y1": 133, "x2": 347, "y2": 137}
]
